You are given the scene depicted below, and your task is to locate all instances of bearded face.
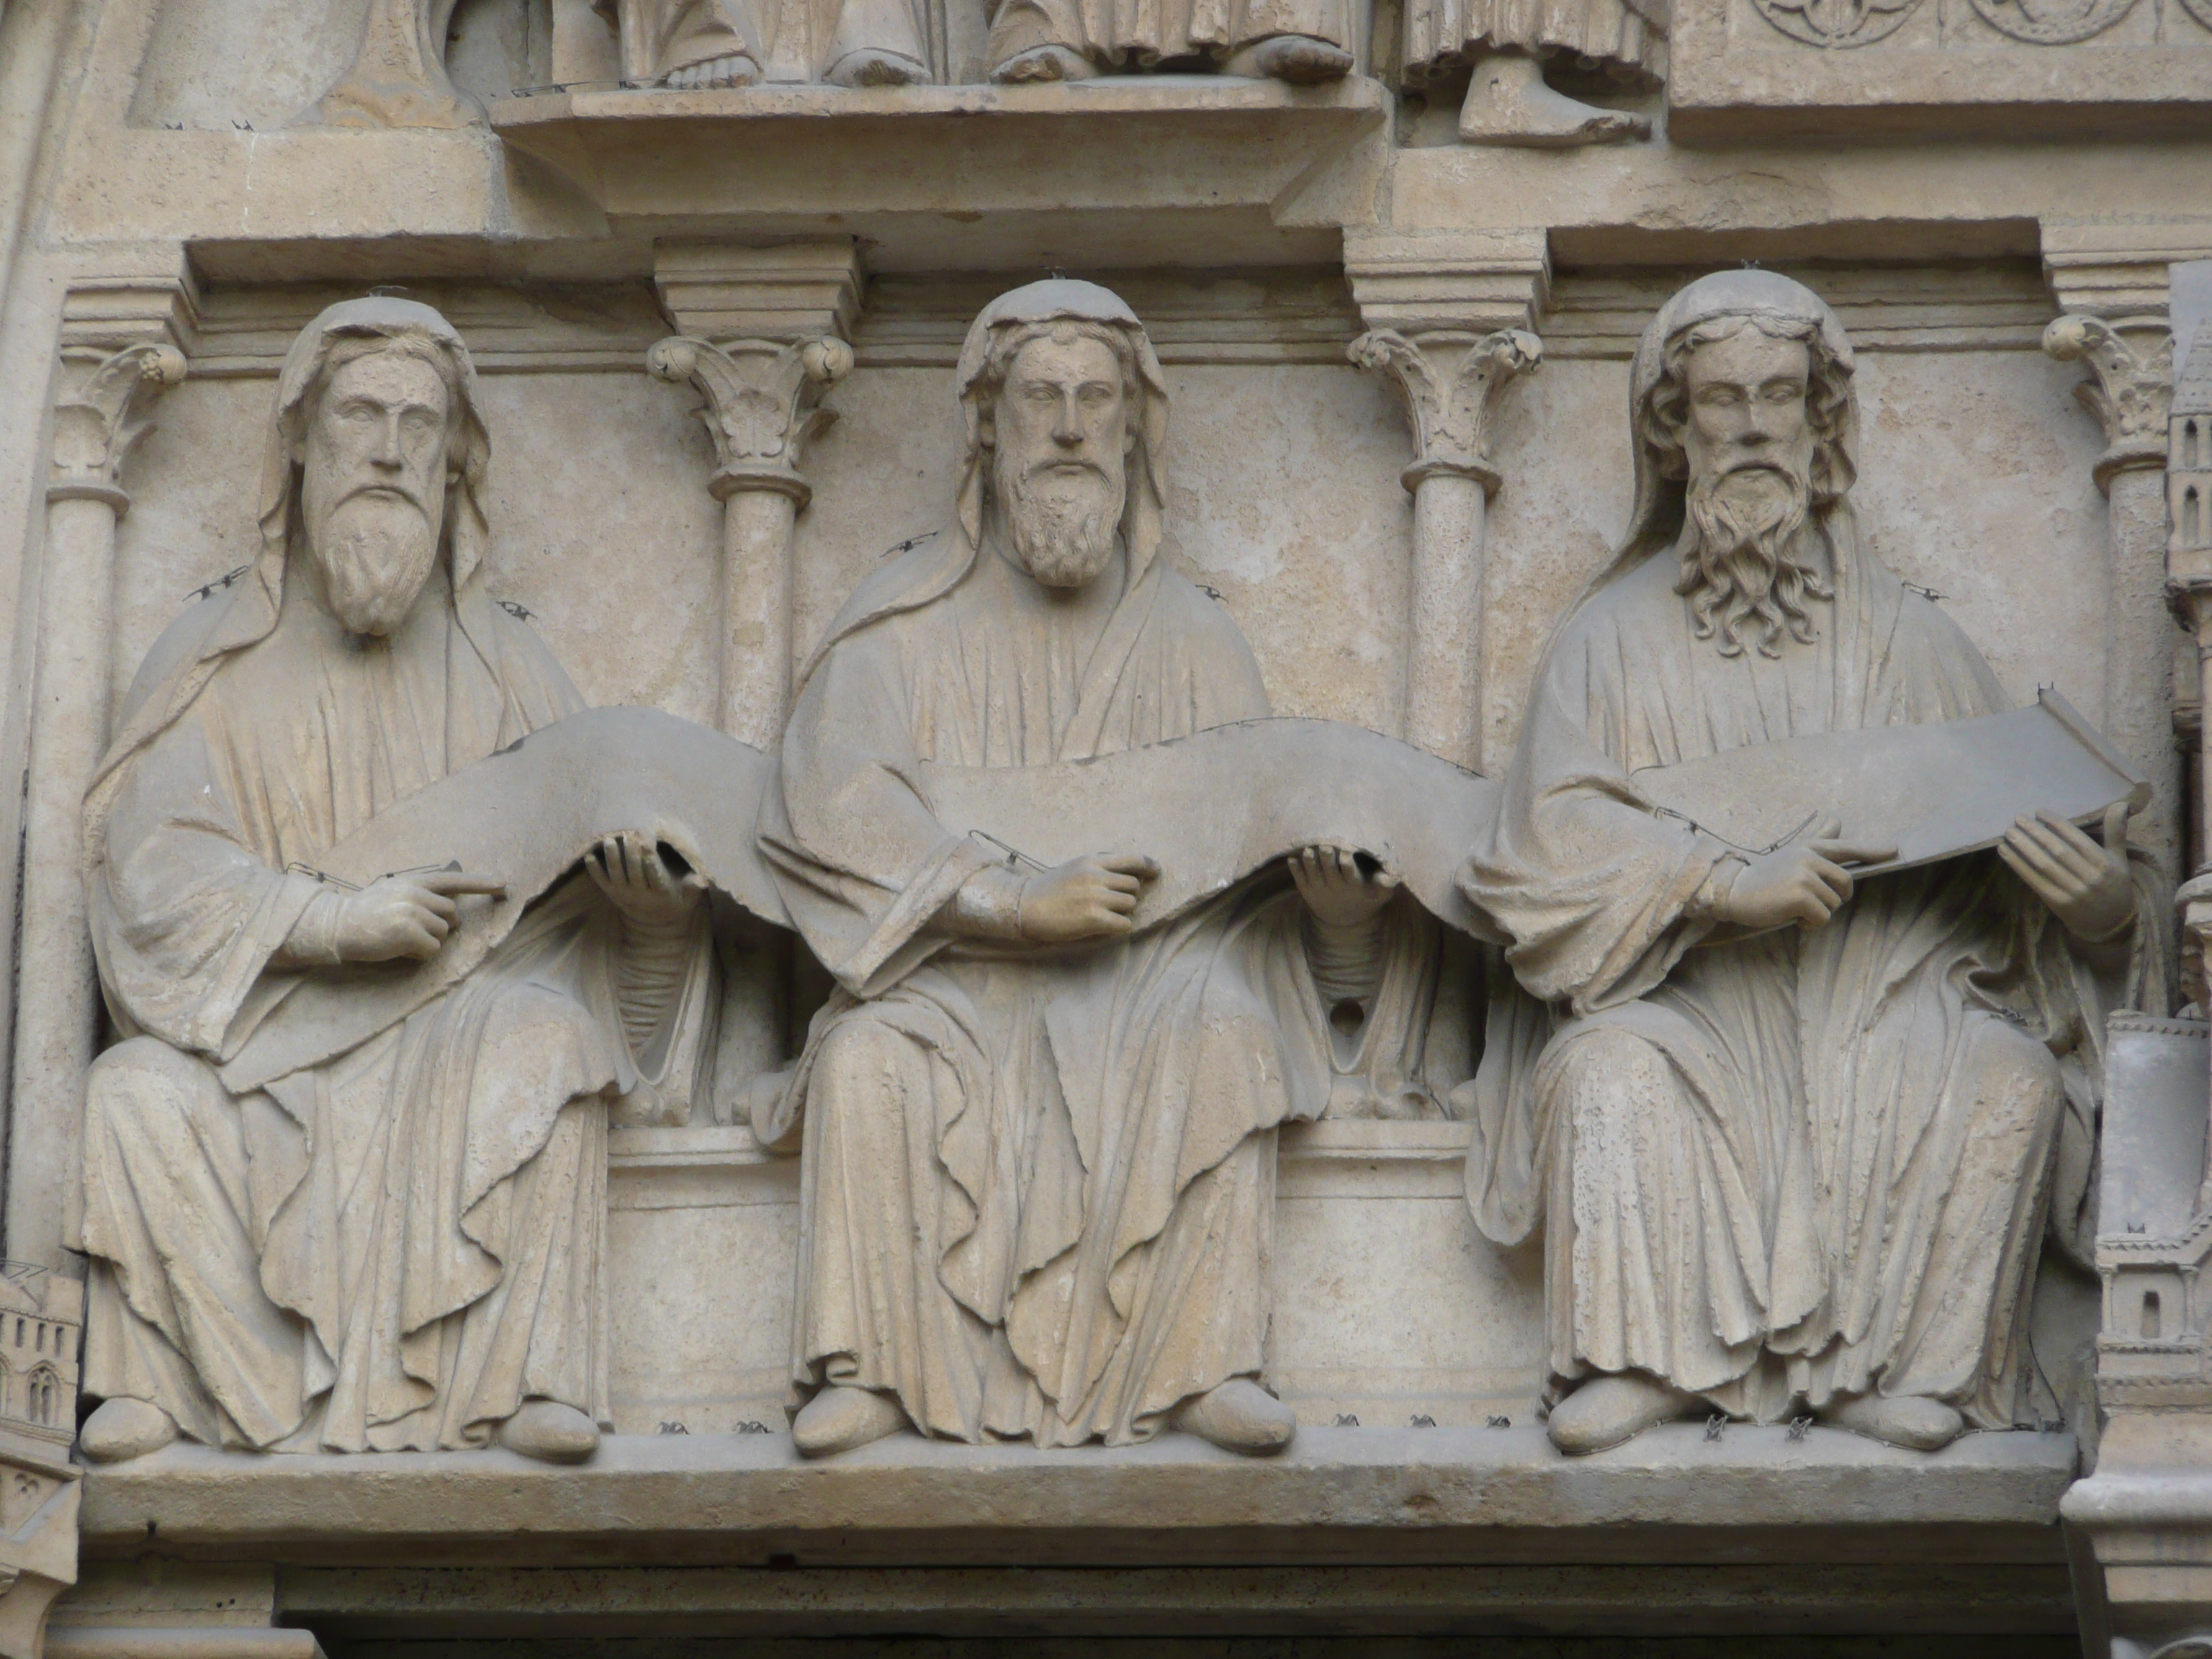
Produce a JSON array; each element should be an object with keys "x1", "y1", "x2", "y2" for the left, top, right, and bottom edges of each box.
[
  {"x1": 299, "y1": 346, "x2": 454, "y2": 637},
  {"x1": 1671, "y1": 325, "x2": 1832, "y2": 660},
  {"x1": 986, "y1": 331, "x2": 1131, "y2": 589}
]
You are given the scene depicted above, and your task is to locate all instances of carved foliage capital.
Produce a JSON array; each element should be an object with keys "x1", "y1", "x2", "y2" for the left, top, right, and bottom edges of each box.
[
  {"x1": 2044, "y1": 313, "x2": 2174, "y2": 492},
  {"x1": 1349, "y1": 328, "x2": 1542, "y2": 496},
  {"x1": 648, "y1": 335, "x2": 855, "y2": 508},
  {"x1": 48, "y1": 341, "x2": 188, "y2": 515}
]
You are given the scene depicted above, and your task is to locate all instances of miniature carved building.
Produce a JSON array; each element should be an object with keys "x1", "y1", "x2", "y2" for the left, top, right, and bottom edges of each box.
[{"x1": 0, "y1": 0, "x2": 2209, "y2": 1651}]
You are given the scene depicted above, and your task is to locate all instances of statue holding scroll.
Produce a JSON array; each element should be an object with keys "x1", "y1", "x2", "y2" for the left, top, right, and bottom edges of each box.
[
  {"x1": 760, "y1": 282, "x2": 1452, "y2": 1457},
  {"x1": 1463, "y1": 271, "x2": 2170, "y2": 1455},
  {"x1": 74, "y1": 299, "x2": 719, "y2": 1465}
]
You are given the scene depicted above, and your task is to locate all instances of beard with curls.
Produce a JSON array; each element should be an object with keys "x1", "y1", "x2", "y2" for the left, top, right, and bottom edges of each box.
[
  {"x1": 1674, "y1": 461, "x2": 1831, "y2": 660},
  {"x1": 993, "y1": 441, "x2": 1125, "y2": 589},
  {"x1": 305, "y1": 485, "x2": 442, "y2": 638}
]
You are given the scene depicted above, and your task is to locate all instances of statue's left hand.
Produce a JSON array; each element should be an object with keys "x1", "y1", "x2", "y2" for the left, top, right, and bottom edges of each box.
[
  {"x1": 1290, "y1": 844, "x2": 1400, "y2": 928},
  {"x1": 1997, "y1": 804, "x2": 2136, "y2": 944},
  {"x1": 587, "y1": 832, "x2": 706, "y2": 928}
]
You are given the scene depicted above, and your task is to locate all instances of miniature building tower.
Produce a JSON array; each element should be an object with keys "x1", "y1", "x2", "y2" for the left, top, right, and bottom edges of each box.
[
  {"x1": 0, "y1": 1267, "x2": 79, "y2": 1658},
  {"x1": 2177, "y1": 330, "x2": 2212, "y2": 581}
]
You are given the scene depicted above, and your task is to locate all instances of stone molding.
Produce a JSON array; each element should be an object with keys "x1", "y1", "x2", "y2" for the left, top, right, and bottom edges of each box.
[
  {"x1": 646, "y1": 334, "x2": 853, "y2": 506},
  {"x1": 2046, "y1": 313, "x2": 2175, "y2": 491},
  {"x1": 655, "y1": 242, "x2": 865, "y2": 346},
  {"x1": 1347, "y1": 328, "x2": 1541, "y2": 495}
]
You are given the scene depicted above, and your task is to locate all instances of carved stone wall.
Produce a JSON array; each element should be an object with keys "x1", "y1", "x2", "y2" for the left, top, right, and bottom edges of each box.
[{"x1": 0, "y1": 0, "x2": 2208, "y2": 1648}]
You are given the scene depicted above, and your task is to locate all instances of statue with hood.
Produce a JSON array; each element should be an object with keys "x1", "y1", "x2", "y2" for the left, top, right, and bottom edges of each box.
[
  {"x1": 1462, "y1": 271, "x2": 2170, "y2": 1456},
  {"x1": 759, "y1": 281, "x2": 1452, "y2": 1458},
  {"x1": 74, "y1": 298, "x2": 719, "y2": 1466}
]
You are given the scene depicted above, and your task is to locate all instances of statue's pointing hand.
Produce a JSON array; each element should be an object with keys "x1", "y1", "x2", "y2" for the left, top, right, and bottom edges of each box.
[
  {"x1": 588, "y1": 832, "x2": 709, "y2": 929},
  {"x1": 1290, "y1": 844, "x2": 1400, "y2": 929},
  {"x1": 1716, "y1": 814, "x2": 1894, "y2": 933},
  {"x1": 333, "y1": 868, "x2": 508, "y2": 963},
  {"x1": 1020, "y1": 853, "x2": 1160, "y2": 943},
  {"x1": 1998, "y1": 804, "x2": 2135, "y2": 944}
]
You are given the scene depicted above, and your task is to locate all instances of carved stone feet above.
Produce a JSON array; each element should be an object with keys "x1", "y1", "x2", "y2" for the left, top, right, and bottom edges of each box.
[
  {"x1": 662, "y1": 53, "x2": 764, "y2": 89},
  {"x1": 989, "y1": 45, "x2": 1098, "y2": 81},
  {"x1": 1456, "y1": 50, "x2": 1650, "y2": 148},
  {"x1": 1223, "y1": 35, "x2": 1356, "y2": 82},
  {"x1": 1547, "y1": 1373, "x2": 1697, "y2": 1455},
  {"x1": 1171, "y1": 1378, "x2": 1297, "y2": 1456},
  {"x1": 825, "y1": 47, "x2": 934, "y2": 86},
  {"x1": 1820, "y1": 1393, "x2": 1966, "y2": 1451},
  {"x1": 78, "y1": 1399, "x2": 178, "y2": 1465},
  {"x1": 497, "y1": 1401, "x2": 602, "y2": 1465},
  {"x1": 792, "y1": 1386, "x2": 912, "y2": 1457}
]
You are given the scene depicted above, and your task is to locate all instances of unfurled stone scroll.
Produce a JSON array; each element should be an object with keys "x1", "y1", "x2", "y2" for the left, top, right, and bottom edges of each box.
[
  {"x1": 918, "y1": 716, "x2": 1506, "y2": 940},
  {"x1": 218, "y1": 705, "x2": 786, "y2": 1092},
  {"x1": 1633, "y1": 688, "x2": 2149, "y2": 874}
]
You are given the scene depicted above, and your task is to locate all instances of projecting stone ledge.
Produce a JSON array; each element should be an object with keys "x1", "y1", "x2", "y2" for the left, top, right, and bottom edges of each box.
[{"x1": 81, "y1": 1421, "x2": 2078, "y2": 1569}]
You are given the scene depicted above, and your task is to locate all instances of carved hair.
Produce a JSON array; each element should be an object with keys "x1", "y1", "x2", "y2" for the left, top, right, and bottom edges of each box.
[{"x1": 1639, "y1": 310, "x2": 1855, "y2": 502}]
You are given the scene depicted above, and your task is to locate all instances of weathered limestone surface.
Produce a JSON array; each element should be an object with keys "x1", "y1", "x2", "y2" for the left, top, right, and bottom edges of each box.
[{"x1": 1, "y1": 0, "x2": 2209, "y2": 1647}]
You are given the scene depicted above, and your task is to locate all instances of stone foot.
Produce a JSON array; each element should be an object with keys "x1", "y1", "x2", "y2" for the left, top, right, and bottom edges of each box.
[
  {"x1": 1547, "y1": 1372, "x2": 1696, "y2": 1455},
  {"x1": 498, "y1": 1399, "x2": 601, "y2": 1464},
  {"x1": 78, "y1": 1398, "x2": 179, "y2": 1464},
  {"x1": 1820, "y1": 1393, "x2": 1965, "y2": 1451},
  {"x1": 1172, "y1": 1377, "x2": 1296, "y2": 1456},
  {"x1": 1457, "y1": 49, "x2": 1648, "y2": 147},
  {"x1": 793, "y1": 1385, "x2": 911, "y2": 1457},
  {"x1": 990, "y1": 44, "x2": 1098, "y2": 82},
  {"x1": 827, "y1": 48, "x2": 934, "y2": 86},
  {"x1": 662, "y1": 53, "x2": 763, "y2": 89},
  {"x1": 1223, "y1": 34, "x2": 1354, "y2": 84}
]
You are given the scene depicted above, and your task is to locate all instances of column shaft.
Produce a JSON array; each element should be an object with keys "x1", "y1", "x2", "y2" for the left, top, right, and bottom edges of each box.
[
  {"x1": 1404, "y1": 469, "x2": 1487, "y2": 771},
  {"x1": 719, "y1": 485, "x2": 799, "y2": 752}
]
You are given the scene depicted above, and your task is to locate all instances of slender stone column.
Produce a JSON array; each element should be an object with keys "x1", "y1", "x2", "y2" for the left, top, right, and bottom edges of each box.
[
  {"x1": 646, "y1": 333, "x2": 854, "y2": 752},
  {"x1": 2044, "y1": 307, "x2": 2182, "y2": 884},
  {"x1": 8, "y1": 339, "x2": 185, "y2": 1267},
  {"x1": 1348, "y1": 326, "x2": 1541, "y2": 773}
]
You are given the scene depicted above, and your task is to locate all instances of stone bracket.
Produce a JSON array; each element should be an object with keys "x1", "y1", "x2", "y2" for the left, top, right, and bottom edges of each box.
[
  {"x1": 2045, "y1": 313, "x2": 2175, "y2": 493},
  {"x1": 646, "y1": 336, "x2": 854, "y2": 508},
  {"x1": 46, "y1": 343, "x2": 188, "y2": 513},
  {"x1": 1347, "y1": 328, "x2": 1542, "y2": 495}
]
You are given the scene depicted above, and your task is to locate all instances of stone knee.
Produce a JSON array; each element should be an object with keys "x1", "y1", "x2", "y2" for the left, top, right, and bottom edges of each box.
[
  {"x1": 84, "y1": 1035, "x2": 228, "y2": 1156},
  {"x1": 1552, "y1": 1026, "x2": 1683, "y2": 1151},
  {"x1": 809, "y1": 1017, "x2": 925, "y2": 1154},
  {"x1": 1958, "y1": 1013, "x2": 2066, "y2": 1141}
]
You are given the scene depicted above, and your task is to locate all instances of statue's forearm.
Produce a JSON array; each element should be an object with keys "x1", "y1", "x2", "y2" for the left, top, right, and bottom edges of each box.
[{"x1": 1303, "y1": 911, "x2": 1388, "y2": 1009}]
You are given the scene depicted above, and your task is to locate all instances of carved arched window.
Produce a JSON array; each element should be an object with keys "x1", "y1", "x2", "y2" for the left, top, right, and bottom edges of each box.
[{"x1": 2143, "y1": 1288, "x2": 2164, "y2": 1341}]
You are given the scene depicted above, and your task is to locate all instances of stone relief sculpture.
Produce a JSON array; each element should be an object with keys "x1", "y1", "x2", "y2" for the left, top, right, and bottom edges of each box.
[
  {"x1": 1462, "y1": 270, "x2": 2170, "y2": 1456},
  {"x1": 757, "y1": 281, "x2": 1449, "y2": 1458},
  {"x1": 73, "y1": 298, "x2": 725, "y2": 1467},
  {"x1": 986, "y1": 0, "x2": 1352, "y2": 84},
  {"x1": 597, "y1": 0, "x2": 934, "y2": 88},
  {"x1": 1399, "y1": 0, "x2": 1660, "y2": 145}
]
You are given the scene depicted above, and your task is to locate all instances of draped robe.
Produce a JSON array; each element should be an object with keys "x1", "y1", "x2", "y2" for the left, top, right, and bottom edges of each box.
[
  {"x1": 80, "y1": 567, "x2": 715, "y2": 1452},
  {"x1": 986, "y1": 0, "x2": 1346, "y2": 78},
  {"x1": 762, "y1": 529, "x2": 1377, "y2": 1446},
  {"x1": 1461, "y1": 513, "x2": 2166, "y2": 1426}
]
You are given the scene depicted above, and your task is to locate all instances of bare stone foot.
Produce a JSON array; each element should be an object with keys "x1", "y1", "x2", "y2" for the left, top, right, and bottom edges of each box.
[
  {"x1": 827, "y1": 48, "x2": 934, "y2": 87},
  {"x1": 79, "y1": 1398, "x2": 179, "y2": 1464},
  {"x1": 1547, "y1": 1372, "x2": 1696, "y2": 1455},
  {"x1": 1820, "y1": 1392, "x2": 1965, "y2": 1450},
  {"x1": 793, "y1": 1385, "x2": 910, "y2": 1457},
  {"x1": 662, "y1": 53, "x2": 762, "y2": 89},
  {"x1": 1457, "y1": 48, "x2": 1649, "y2": 147},
  {"x1": 990, "y1": 44, "x2": 1097, "y2": 82},
  {"x1": 1223, "y1": 34, "x2": 1354, "y2": 84},
  {"x1": 1172, "y1": 1377, "x2": 1296, "y2": 1455},
  {"x1": 497, "y1": 1399, "x2": 601, "y2": 1464}
]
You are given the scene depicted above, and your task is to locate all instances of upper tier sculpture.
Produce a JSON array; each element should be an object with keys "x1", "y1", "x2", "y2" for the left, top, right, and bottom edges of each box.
[
  {"x1": 1461, "y1": 270, "x2": 2170, "y2": 1455},
  {"x1": 757, "y1": 281, "x2": 1461, "y2": 1458},
  {"x1": 73, "y1": 300, "x2": 724, "y2": 1467},
  {"x1": 1398, "y1": 0, "x2": 1663, "y2": 145}
]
